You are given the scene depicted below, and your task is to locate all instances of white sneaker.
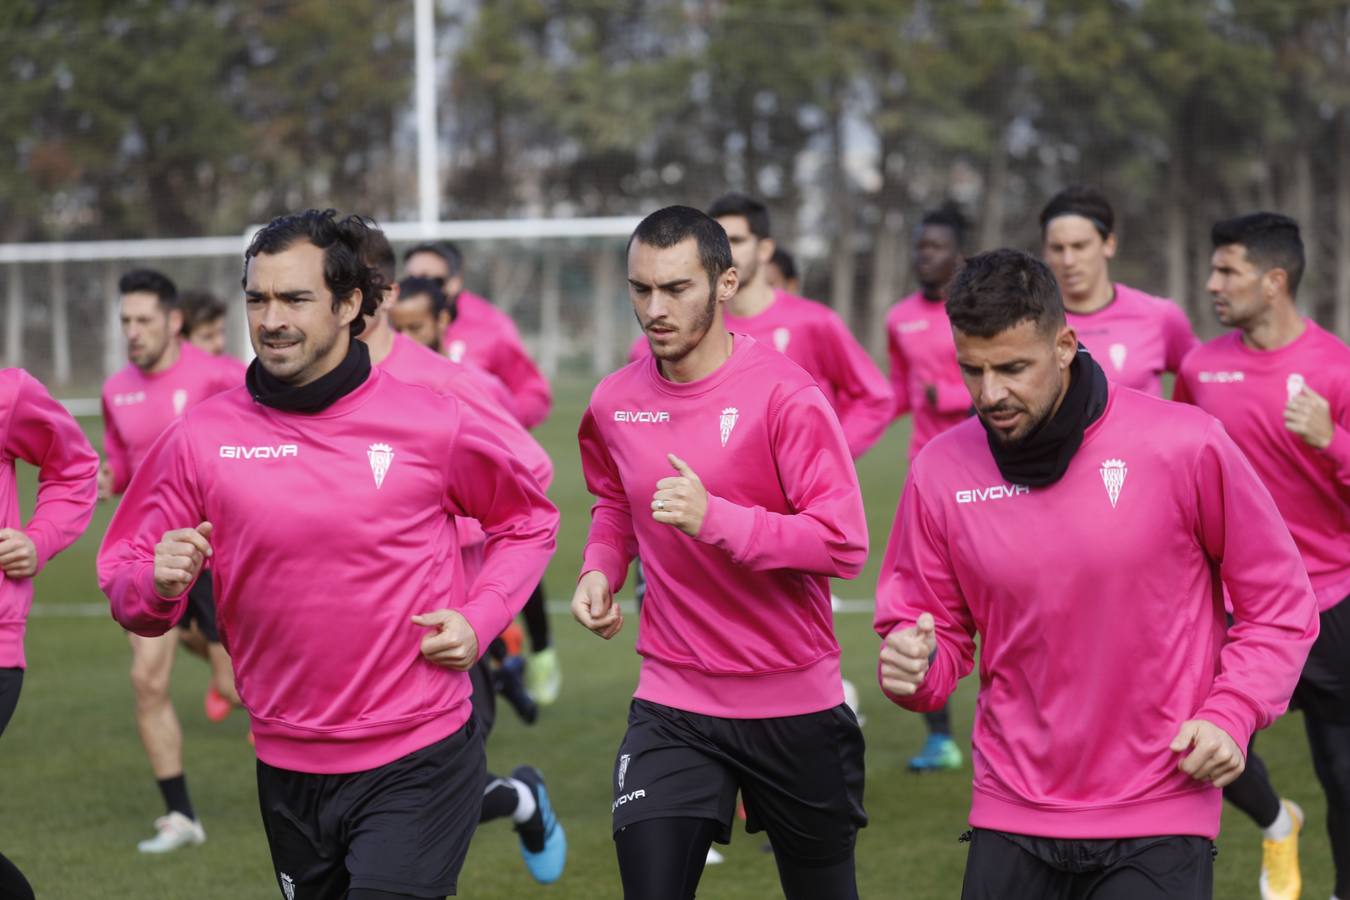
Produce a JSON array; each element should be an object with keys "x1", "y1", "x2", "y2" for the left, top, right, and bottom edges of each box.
[
  {"x1": 137, "y1": 811, "x2": 206, "y2": 854},
  {"x1": 705, "y1": 846, "x2": 725, "y2": 866}
]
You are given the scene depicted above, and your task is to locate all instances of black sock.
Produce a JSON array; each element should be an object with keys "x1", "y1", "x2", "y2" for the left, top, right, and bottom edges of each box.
[
  {"x1": 480, "y1": 773, "x2": 520, "y2": 824},
  {"x1": 0, "y1": 851, "x2": 33, "y2": 900},
  {"x1": 157, "y1": 774, "x2": 195, "y2": 820},
  {"x1": 522, "y1": 584, "x2": 551, "y2": 654}
]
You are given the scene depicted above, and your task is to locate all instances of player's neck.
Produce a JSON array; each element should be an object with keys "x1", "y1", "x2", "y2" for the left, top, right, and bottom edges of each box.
[
  {"x1": 141, "y1": 338, "x2": 182, "y2": 375},
  {"x1": 660, "y1": 327, "x2": 734, "y2": 384},
  {"x1": 1240, "y1": 303, "x2": 1305, "y2": 351},
  {"x1": 362, "y1": 317, "x2": 395, "y2": 365},
  {"x1": 1062, "y1": 276, "x2": 1114, "y2": 315},
  {"x1": 728, "y1": 278, "x2": 776, "y2": 318}
]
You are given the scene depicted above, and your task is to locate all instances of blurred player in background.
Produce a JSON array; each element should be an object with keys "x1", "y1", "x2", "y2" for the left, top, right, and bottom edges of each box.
[
  {"x1": 1, "y1": 367, "x2": 100, "y2": 899},
  {"x1": 765, "y1": 247, "x2": 800, "y2": 295},
  {"x1": 1040, "y1": 186, "x2": 1196, "y2": 396},
  {"x1": 100, "y1": 269, "x2": 242, "y2": 854},
  {"x1": 883, "y1": 204, "x2": 972, "y2": 773},
  {"x1": 1176, "y1": 213, "x2": 1350, "y2": 900},
  {"x1": 179, "y1": 290, "x2": 231, "y2": 358}
]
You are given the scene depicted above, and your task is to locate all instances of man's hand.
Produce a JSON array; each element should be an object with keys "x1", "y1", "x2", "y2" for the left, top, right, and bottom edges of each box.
[
  {"x1": 572, "y1": 570, "x2": 622, "y2": 639},
  {"x1": 1170, "y1": 720, "x2": 1245, "y2": 787},
  {"x1": 652, "y1": 453, "x2": 708, "y2": 538},
  {"x1": 880, "y1": 613, "x2": 937, "y2": 697},
  {"x1": 0, "y1": 529, "x2": 38, "y2": 579},
  {"x1": 1285, "y1": 386, "x2": 1335, "y2": 450},
  {"x1": 153, "y1": 522, "x2": 213, "y2": 599},
  {"x1": 410, "y1": 609, "x2": 479, "y2": 670},
  {"x1": 97, "y1": 461, "x2": 114, "y2": 501}
]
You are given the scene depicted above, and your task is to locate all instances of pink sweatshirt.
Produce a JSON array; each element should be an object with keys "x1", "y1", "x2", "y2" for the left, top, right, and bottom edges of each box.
[
  {"x1": 444, "y1": 291, "x2": 552, "y2": 429},
  {"x1": 1175, "y1": 322, "x2": 1350, "y2": 610},
  {"x1": 1066, "y1": 283, "x2": 1198, "y2": 396},
  {"x1": 885, "y1": 292, "x2": 971, "y2": 460},
  {"x1": 579, "y1": 335, "x2": 868, "y2": 719},
  {"x1": 98, "y1": 369, "x2": 559, "y2": 773},
  {"x1": 875, "y1": 385, "x2": 1316, "y2": 839},
  {"x1": 101, "y1": 341, "x2": 242, "y2": 493},
  {"x1": 1, "y1": 369, "x2": 99, "y2": 668}
]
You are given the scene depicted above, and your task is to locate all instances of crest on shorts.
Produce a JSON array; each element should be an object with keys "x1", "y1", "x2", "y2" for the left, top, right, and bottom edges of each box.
[
  {"x1": 280, "y1": 872, "x2": 296, "y2": 900},
  {"x1": 617, "y1": 753, "x2": 630, "y2": 790},
  {"x1": 1108, "y1": 343, "x2": 1127, "y2": 372},
  {"x1": 1287, "y1": 372, "x2": 1306, "y2": 404},
  {"x1": 172, "y1": 389, "x2": 189, "y2": 416},
  {"x1": 719, "y1": 407, "x2": 739, "y2": 447},
  {"x1": 1100, "y1": 458, "x2": 1127, "y2": 509},
  {"x1": 773, "y1": 327, "x2": 791, "y2": 352},
  {"x1": 368, "y1": 443, "x2": 394, "y2": 489}
]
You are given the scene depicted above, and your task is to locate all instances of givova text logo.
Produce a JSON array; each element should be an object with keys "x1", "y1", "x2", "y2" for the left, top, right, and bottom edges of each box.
[{"x1": 219, "y1": 444, "x2": 298, "y2": 459}]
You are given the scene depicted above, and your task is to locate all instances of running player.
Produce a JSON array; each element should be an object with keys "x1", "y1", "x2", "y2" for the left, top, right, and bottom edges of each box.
[
  {"x1": 876, "y1": 248, "x2": 1317, "y2": 899},
  {"x1": 1041, "y1": 186, "x2": 1196, "y2": 395},
  {"x1": 1175, "y1": 212, "x2": 1350, "y2": 900},
  {"x1": 574, "y1": 206, "x2": 868, "y2": 900},
  {"x1": 1, "y1": 367, "x2": 100, "y2": 900},
  {"x1": 179, "y1": 290, "x2": 232, "y2": 358},
  {"x1": 99, "y1": 210, "x2": 558, "y2": 900},
  {"x1": 884, "y1": 204, "x2": 971, "y2": 773},
  {"x1": 765, "y1": 247, "x2": 800, "y2": 295},
  {"x1": 99, "y1": 269, "x2": 242, "y2": 853},
  {"x1": 361, "y1": 230, "x2": 566, "y2": 883}
]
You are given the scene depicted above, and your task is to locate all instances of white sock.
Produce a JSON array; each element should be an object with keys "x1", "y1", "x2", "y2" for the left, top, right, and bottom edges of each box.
[
  {"x1": 510, "y1": 778, "x2": 537, "y2": 824},
  {"x1": 1263, "y1": 802, "x2": 1294, "y2": 841}
]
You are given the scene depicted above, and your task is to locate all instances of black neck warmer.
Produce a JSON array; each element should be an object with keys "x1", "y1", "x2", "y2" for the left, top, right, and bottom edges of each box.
[
  {"x1": 246, "y1": 338, "x2": 371, "y2": 414},
  {"x1": 984, "y1": 346, "x2": 1109, "y2": 487}
]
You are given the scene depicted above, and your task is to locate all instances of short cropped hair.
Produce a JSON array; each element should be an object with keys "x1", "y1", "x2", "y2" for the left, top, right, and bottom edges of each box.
[
  {"x1": 1039, "y1": 186, "x2": 1114, "y2": 240},
  {"x1": 179, "y1": 290, "x2": 226, "y2": 335},
  {"x1": 628, "y1": 206, "x2": 734, "y2": 289},
  {"x1": 947, "y1": 249, "x2": 1066, "y2": 339},
  {"x1": 921, "y1": 204, "x2": 970, "y2": 251},
  {"x1": 397, "y1": 276, "x2": 455, "y2": 322},
  {"x1": 118, "y1": 269, "x2": 178, "y2": 310},
  {"x1": 1211, "y1": 212, "x2": 1305, "y2": 297},
  {"x1": 401, "y1": 241, "x2": 463, "y2": 281},
  {"x1": 706, "y1": 192, "x2": 771, "y2": 240},
  {"x1": 243, "y1": 209, "x2": 384, "y2": 338}
]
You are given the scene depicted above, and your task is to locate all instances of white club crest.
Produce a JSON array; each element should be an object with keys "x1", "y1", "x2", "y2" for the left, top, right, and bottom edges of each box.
[
  {"x1": 280, "y1": 872, "x2": 296, "y2": 900},
  {"x1": 773, "y1": 327, "x2": 791, "y2": 352},
  {"x1": 172, "y1": 389, "x2": 189, "y2": 416},
  {"x1": 719, "y1": 407, "x2": 740, "y2": 447},
  {"x1": 1287, "y1": 372, "x2": 1306, "y2": 404},
  {"x1": 617, "y1": 753, "x2": 630, "y2": 790},
  {"x1": 367, "y1": 443, "x2": 394, "y2": 489},
  {"x1": 1108, "y1": 343, "x2": 1127, "y2": 372},
  {"x1": 1100, "y1": 458, "x2": 1127, "y2": 509},
  {"x1": 448, "y1": 340, "x2": 467, "y2": 363}
]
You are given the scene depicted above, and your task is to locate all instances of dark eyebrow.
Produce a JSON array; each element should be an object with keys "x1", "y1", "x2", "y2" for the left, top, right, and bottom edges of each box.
[
  {"x1": 627, "y1": 279, "x2": 651, "y2": 290},
  {"x1": 657, "y1": 279, "x2": 694, "y2": 291},
  {"x1": 279, "y1": 290, "x2": 315, "y2": 300}
]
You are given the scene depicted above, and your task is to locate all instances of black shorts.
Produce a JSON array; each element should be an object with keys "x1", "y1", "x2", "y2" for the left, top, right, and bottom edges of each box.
[
  {"x1": 1292, "y1": 594, "x2": 1350, "y2": 724},
  {"x1": 175, "y1": 577, "x2": 219, "y2": 643},
  {"x1": 611, "y1": 698, "x2": 866, "y2": 865},
  {"x1": 961, "y1": 829, "x2": 1214, "y2": 899},
  {"x1": 469, "y1": 658, "x2": 496, "y2": 736},
  {"x1": 256, "y1": 720, "x2": 485, "y2": 898}
]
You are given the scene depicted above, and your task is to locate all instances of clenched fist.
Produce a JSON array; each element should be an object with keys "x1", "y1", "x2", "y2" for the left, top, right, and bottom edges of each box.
[
  {"x1": 153, "y1": 522, "x2": 213, "y2": 599},
  {"x1": 880, "y1": 613, "x2": 937, "y2": 697}
]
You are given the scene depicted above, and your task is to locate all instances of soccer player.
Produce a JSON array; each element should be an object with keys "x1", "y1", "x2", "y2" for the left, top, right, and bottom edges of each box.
[
  {"x1": 628, "y1": 193, "x2": 893, "y2": 460},
  {"x1": 1041, "y1": 186, "x2": 1197, "y2": 395},
  {"x1": 1, "y1": 367, "x2": 100, "y2": 899},
  {"x1": 1175, "y1": 212, "x2": 1350, "y2": 900},
  {"x1": 884, "y1": 204, "x2": 972, "y2": 773},
  {"x1": 100, "y1": 268, "x2": 242, "y2": 853},
  {"x1": 574, "y1": 206, "x2": 869, "y2": 900},
  {"x1": 765, "y1": 246, "x2": 800, "y2": 295},
  {"x1": 179, "y1": 290, "x2": 231, "y2": 358},
  {"x1": 361, "y1": 230, "x2": 566, "y2": 883},
  {"x1": 875, "y1": 249, "x2": 1317, "y2": 899},
  {"x1": 99, "y1": 210, "x2": 558, "y2": 900},
  {"x1": 401, "y1": 241, "x2": 553, "y2": 429}
]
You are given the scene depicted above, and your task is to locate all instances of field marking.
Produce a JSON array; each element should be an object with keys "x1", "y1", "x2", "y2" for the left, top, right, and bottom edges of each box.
[{"x1": 31, "y1": 599, "x2": 877, "y2": 618}]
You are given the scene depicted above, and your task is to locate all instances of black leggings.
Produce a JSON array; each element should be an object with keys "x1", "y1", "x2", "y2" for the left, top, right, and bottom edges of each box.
[
  {"x1": 522, "y1": 582, "x2": 550, "y2": 653},
  {"x1": 925, "y1": 704, "x2": 951, "y2": 737},
  {"x1": 614, "y1": 817, "x2": 858, "y2": 900},
  {"x1": 1221, "y1": 738, "x2": 1281, "y2": 829},
  {"x1": 1306, "y1": 712, "x2": 1350, "y2": 898},
  {"x1": 0, "y1": 670, "x2": 32, "y2": 900},
  {"x1": 347, "y1": 890, "x2": 441, "y2": 900}
]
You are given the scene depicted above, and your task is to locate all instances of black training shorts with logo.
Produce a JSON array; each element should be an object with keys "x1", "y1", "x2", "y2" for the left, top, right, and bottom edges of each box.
[
  {"x1": 176, "y1": 576, "x2": 220, "y2": 643},
  {"x1": 611, "y1": 698, "x2": 867, "y2": 865},
  {"x1": 256, "y1": 719, "x2": 485, "y2": 899},
  {"x1": 1291, "y1": 593, "x2": 1350, "y2": 724}
]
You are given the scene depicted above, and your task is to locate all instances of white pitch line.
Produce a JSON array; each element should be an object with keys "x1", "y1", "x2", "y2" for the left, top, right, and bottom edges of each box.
[{"x1": 31, "y1": 599, "x2": 877, "y2": 618}]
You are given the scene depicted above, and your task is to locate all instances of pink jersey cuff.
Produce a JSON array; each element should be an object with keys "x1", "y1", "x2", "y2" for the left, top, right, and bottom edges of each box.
[
  {"x1": 26, "y1": 525, "x2": 56, "y2": 571},
  {"x1": 1192, "y1": 693, "x2": 1260, "y2": 751},
  {"x1": 697, "y1": 494, "x2": 754, "y2": 562},
  {"x1": 458, "y1": 589, "x2": 513, "y2": 658},
  {"x1": 581, "y1": 542, "x2": 630, "y2": 594}
]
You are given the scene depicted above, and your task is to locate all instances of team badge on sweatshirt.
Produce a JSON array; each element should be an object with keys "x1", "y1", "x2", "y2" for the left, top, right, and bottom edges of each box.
[
  {"x1": 1108, "y1": 343, "x2": 1127, "y2": 372},
  {"x1": 368, "y1": 443, "x2": 395, "y2": 489},
  {"x1": 1286, "y1": 373, "x2": 1306, "y2": 403},
  {"x1": 172, "y1": 389, "x2": 189, "y2": 416},
  {"x1": 447, "y1": 340, "x2": 467, "y2": 363},
  {"x1": 719, "y1": 407, "x2": 740, "y2": 447},
  {"x1": 1100, "y1": 458, "x2": 1127, "y2": 508},
  {"x1": 773, "y1": 327, "x2": 791, "y2": 352}
]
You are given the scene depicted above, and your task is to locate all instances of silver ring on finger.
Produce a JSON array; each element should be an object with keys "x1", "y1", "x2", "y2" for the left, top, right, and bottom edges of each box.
[{"x1": 655, "y1": 499, "x2": 666, "y2": 510}]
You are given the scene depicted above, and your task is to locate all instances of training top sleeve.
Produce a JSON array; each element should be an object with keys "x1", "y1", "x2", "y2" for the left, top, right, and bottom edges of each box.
[
  {"x1": 1163, "y1": 303, "x2": 1200, "y2": 375},
  {"x1": 886, "y1": 316, "x2": 913, "y2": 421},
  {"x1": 491, "y1": 337, "x2": 553, "y2": 429},
  {"x1": 100, "y1": 391, "x2": 132, "y2": 496},
  {"x1": 578, "y1": 405, "x2": 638, "y2": 592},
  {"x1": 874, "y1": 469, "x2": 977, "y2": 712},
  {"x1": 695, "y1": 384, "x2": 868, "y2": 578},
  {"x1": 97, "y1": 420, "x2": 205, "y2": 636},
  {"x1": 5, "y1": 371, "x2": 99, "y2": 569},
  {"x1": 817, "y1": 313, "x2": 894, "y2": 459},
  {"x1": 1190, "y1": 419, "x2": 1319, "y2": 747}
]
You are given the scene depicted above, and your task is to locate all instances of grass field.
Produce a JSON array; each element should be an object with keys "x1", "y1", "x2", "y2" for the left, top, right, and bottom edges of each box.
[{"x1": 3, "y1": 374, "x2": 1334, "y2": 899}]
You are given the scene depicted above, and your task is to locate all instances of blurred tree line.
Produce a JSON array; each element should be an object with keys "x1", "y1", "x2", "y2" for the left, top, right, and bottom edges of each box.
[{"x1": 3, "y1": 0, "x2": 1348, "y2": 341}]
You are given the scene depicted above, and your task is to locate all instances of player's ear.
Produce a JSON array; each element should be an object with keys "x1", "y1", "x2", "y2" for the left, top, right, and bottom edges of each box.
[
  {"x1": 1102, "y1": 232, "x2": 1118, "y2": 260},
  {"x1": 336, "y1": 288, "x2": 363, "y2": 330},
  {"x1": 1055, "y1": 325, "x2": 1077, "y2": 369},
  {"x1": 718, "y1": 267, "x2": 739, "y2": 303},
  {"x1": 758, "y1": 237, "x2": 776, "y2": 264}
]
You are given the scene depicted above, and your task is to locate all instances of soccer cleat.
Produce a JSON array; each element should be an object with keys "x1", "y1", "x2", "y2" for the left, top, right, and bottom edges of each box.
[
  {"x1": 1260, "y1": 799, "x2": 1303, "y2": 900},
  {"x1": 136, "y1": 811, "x2": 205, "y2": 854},
  {"x1": 511, "y1": 766, "x2": 566, "y2": 884},
  {"x1": 203, "y1": 684, "x2": 232, "y2": 723},
  {"x1": 908, "y1": 733, "x2": 962, "y2": 772},
  {"x1": 526, "y1": 647, "x2": 562, "y2": 706},
  {"x1": 494, "y1": 656, "x2": 538, "y2": 724}
]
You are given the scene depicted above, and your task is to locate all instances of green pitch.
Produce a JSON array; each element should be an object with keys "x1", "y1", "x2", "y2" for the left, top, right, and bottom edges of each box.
[{"x1": 2, "y1": 376, "x2": 1331, "y2": 898}]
